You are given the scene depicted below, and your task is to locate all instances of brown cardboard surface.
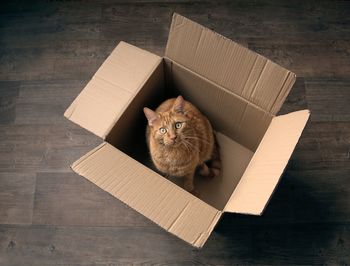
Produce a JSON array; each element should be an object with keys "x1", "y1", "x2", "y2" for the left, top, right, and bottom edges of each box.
[
  {"x1": 195, "y1": 132, "x2": 254, "y2": 210},
  {"x1": 72, "y1": 142, "x2": 221, "y2": 248},
  {"x1": 165, "y1": 13, "x2": 296, "y2": 115},
  {"x1": 106, "y1": 60, "x2": 165, "y2": 154},
  {"x1": 167, "y1": 59, "x2": 272, "y2": 151},
  {"x1": 64, "y1": 41, "x2": 161, "y2": 138},
  {"x1": 224, "y1": 110, "x2": 310, "y2": 215}
]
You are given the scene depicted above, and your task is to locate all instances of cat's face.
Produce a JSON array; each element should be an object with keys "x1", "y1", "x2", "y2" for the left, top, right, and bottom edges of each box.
[
  {"x1": 151, "y1": 112, "x2": 189, "y2": 146},
  {"x1": 144, "y1": 96, "x2": 193, "y2": 147}
]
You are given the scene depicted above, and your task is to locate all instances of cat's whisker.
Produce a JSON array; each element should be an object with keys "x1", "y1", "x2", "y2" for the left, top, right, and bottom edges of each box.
[
  {"x1": 185, "y1": 134, "x2": 210, "y2": 141},
  {"x1": 184, "y1": 136, "x2": 211, "y2": 145},
  {"x1": 181, "y1": 139, "x2": 199, "y2": 152},
  {"x1": 179, "y1": 139, "x2": 191, "y2": 152}
]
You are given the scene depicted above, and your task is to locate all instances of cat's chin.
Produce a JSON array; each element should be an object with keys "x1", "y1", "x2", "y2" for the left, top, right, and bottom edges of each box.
[{"x1": 163, "y1": 141, "x2": 181, "y2": 148}]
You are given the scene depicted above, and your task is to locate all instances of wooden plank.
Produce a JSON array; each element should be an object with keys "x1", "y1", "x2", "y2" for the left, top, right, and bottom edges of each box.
[
  {"x1": 0, "y1": 45, "x2": 102, "y2": 81},
  {"x1": 213, "y1": 222, "x2": 350, "y2": 265},
  {"x1": 305, "y1": 78, "x2": 350, "y2": 122},
  {"x1": 0, "y1": 124, "x2": 100, "y2": 173},
  {"x1": 188, "y1": 1, "x2": 350, "y2": 43},
  {"x1": 291, "y1": 121, "x2": 350, "y2": 170},
  {"x1": 0, "y1": 225, "x2": 190, "y2": 266},
  {"x1": 0, "y1": 81, "x2": 20, "y2": 125},
  {"x1": 14, "y1": 79, "x2": 87, "y2": 124},
  {"x1": 0, "y1": 223, "x2": 348, "y2": 265},
  {"x1": 220, "y1": 169, "x2": 350, "y2": 225},
  {"x1": 0, "y1": 173, "x2": 36, "y2": 225},
  {"x1": 0, "y1": 2, "x2": 101, "y2": 45},
  {"x1": 99, "y1": 3, "x2": 169, "y2": 55},
  {"x1": 0, "y1": 79, "x2": 101, "y2": 172},
  {"x1": 0, "y1": 1, "x2": 103, "y2": 81},
  {"x1": 32, "y1": 172, "x2": 152, "y2": 227},
  {"x1": 0, "y1": 46, "x2": 57, "y2": 81},
  {"x1": 27, "y1": 148, "x2": 350, "y2": 236},
  {"x1": 0, "y1": 124, "x2": 96, "y2": 146}
]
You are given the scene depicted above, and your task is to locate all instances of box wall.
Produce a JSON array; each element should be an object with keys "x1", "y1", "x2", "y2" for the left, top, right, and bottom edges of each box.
[
  {"x1": 164, "y1": 58, "x2": 272, "y2": 152},
  {"x1": 166, "y1": 13, "x2": 296, "y2": 116},
  {"x1": 106, "y1": 61, "x2": 165, "y2": 165}
]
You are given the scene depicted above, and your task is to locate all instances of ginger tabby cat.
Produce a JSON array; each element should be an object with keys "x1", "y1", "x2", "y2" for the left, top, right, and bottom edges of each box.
[{"x1": 143, "y1": 96, "x2": 221, "y2": 194}]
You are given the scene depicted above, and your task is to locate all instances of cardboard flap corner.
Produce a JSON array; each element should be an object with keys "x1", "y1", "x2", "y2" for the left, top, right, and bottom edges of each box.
[
  {"x1": 64, "y1": 41, "x2": 162, "y2": 138},
  {"x1": 165, "y1": 13, "x2": 296, "y2": 114},
  {"x1": 71, "y1": 142, "x2": 221, "y2": 248},
  {"x1": 224, "y1": 110, "x2": 310, "y2": 215}
]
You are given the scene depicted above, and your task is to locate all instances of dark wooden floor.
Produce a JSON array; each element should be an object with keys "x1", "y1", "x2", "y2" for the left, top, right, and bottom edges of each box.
[{"x1": 0, "y1": 0, "x2": 349, "y2": 265}]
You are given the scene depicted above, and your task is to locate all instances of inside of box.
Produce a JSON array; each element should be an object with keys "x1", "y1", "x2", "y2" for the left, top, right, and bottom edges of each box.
[{"x1": 106, "y1": 58, "x2": 273, "y2": 210}]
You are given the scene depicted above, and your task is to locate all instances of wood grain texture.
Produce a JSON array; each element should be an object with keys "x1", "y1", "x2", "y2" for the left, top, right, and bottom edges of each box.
[
  {"x1": 220, "y1": 169, "x2": 350, "y2": 225},
  {"x1": 32, "y1": 172, "x2": 152, "y2": 227},
  {"x1": 15, "y1": 80, "x2": 86, "y2": 124},
  {"x1": 0, "y1": 0, "x2": 349, "y2": 265},
  {"x1": 292, "y1": 122, "x2": 350, "y2": 170},
  {"x1": 0, "y1": 173, "x2": 36, "y2": 225},
  {"x1": 305, "y1": 79, "x2": 350, "y2": 122},
  {"x1": 0, "y1": 223, "x2": 348, "y2": 265},
  {"x1": 0, "y1": 82, "x2": 20, "y2": 125},
  {"x1": 0, "y1": 123, "x2": 100, "y2": 173}
]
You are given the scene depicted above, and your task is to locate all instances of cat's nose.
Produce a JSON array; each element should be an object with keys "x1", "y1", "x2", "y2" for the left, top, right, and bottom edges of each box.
[{"x1": 169, "y1": 135, "x2": 177, "y2": 141}]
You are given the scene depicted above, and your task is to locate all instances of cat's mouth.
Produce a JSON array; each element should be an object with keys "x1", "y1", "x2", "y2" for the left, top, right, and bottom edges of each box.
[
  {"x1": 164, "y1": 141, "x2": 177, "y2": 146},
  {"x1": 163, "y1": 139, "x2": 180, "y2": 147}
]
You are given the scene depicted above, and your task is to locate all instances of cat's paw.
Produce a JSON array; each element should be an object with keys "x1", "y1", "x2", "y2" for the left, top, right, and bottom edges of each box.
[
  {"x1": 198, "y1": 163, "x2": 219, "y2": 179},
  {"x1": 208, "y1": 168, "x2": 220, "y2": 179}
]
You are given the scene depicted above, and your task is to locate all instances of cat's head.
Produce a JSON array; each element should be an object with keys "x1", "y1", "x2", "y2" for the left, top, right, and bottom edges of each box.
[{"x1": 143, "y1": 96, "x2": 191, "y2": 147}]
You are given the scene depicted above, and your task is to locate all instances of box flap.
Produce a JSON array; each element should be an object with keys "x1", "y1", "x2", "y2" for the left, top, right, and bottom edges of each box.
[
  {"x1": 224, "y1": 110, "x2": 310, "y2": 215},
  {"x1": 64, "y1": 41, "x2": 162, "y2": 138},
  {"x1": 72, "y1": 143, "x2": 221, "y2": 248},
  {"x1": 165, "y1": 13, "x2": 296, "y2": 115}
]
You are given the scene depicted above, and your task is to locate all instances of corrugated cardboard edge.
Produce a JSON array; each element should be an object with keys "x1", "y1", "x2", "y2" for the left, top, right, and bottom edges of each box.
[
  {"x1": 70, "y1": 142, "x2": 107, "y2": 170},
  {"x1": 224, "y1": 109, "x2": 310, "y2": 215},
  {"x1": 70, "y1": 142, "x2": 222, "y2": 248},
  {"x1": 192, "y1": 211, "x2": 222, "y2": 248}
]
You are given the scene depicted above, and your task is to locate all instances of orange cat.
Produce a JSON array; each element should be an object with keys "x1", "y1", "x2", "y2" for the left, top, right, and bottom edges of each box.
[{"x1": 143, "y1": 96, "x2": 221, "y2": 194}]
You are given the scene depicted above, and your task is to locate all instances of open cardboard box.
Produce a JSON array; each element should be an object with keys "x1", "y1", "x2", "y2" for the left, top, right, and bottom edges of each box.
[{"x1": 64, "y1": 13, "x2": 310, "y2": 248}]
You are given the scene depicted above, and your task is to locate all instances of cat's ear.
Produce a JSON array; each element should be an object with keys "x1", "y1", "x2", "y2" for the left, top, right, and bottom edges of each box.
[
  {"x1": 143, "y1": 107, "x2": 158, "y2": 126},
  {"x1": 172, "y1": 95, "x2": 185, "y2": 114}
]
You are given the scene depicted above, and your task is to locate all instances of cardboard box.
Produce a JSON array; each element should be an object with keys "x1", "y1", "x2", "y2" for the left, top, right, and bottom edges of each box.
[{"x1": 64, "y1": 13, "x2": 310, "y2": 248}]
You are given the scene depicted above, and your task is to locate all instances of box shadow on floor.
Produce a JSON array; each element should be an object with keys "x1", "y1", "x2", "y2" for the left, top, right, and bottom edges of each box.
[{"x1": 208, "y1": 169, "x2": 342, "y2": 264}]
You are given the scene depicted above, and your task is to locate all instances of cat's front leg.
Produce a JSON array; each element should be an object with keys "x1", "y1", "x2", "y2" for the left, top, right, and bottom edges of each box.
[
  {"x1": 183, "y1": 171, "x2": 199, "y2": 196},
  {"x1": 198, "y1": 162, "x2": 218, "y2": 179}
]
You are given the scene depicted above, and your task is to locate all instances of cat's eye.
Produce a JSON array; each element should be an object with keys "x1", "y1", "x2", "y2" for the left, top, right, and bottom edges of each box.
[
  {"x1": 175, "y1": 122, "x2": 182, "y2": 129},
  {"x1": 159, "y1": 127, "x2": 167, "y2": 134}
]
